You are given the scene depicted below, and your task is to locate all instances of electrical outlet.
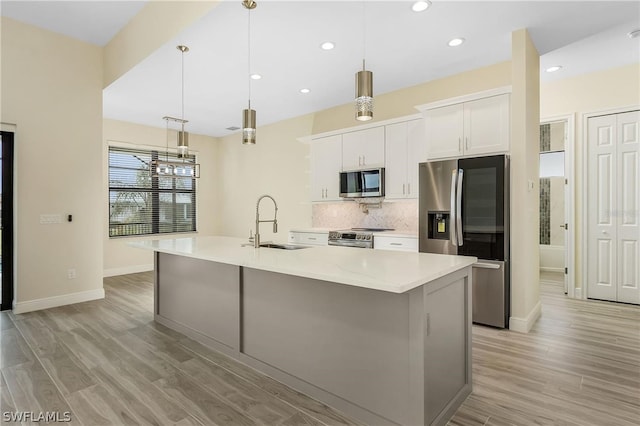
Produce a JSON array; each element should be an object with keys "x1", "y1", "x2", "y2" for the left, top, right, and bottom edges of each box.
[{"x1": 67, "y1": 269, "x2": 77, "y2": 279}]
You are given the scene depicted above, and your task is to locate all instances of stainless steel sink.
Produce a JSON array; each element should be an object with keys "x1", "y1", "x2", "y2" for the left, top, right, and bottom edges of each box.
[{"x1": 259, "y1": 243, "x2": 309, "y2": 250}]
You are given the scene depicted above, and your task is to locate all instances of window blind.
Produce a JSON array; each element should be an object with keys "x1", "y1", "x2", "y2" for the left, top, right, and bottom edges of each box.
[{"x1": 108, "y1": 146, "x2": 197, "y2": 237}]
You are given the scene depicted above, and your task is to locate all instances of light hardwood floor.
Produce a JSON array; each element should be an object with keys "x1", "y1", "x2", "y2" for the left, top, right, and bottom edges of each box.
[{"x1": 1, "y1": 272, "x2": 638, "y2": 425}]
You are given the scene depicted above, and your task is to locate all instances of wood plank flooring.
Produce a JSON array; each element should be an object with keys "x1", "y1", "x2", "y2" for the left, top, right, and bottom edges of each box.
[{"x1": 1, "y1": 271, "x2": 638, "y2": 425}]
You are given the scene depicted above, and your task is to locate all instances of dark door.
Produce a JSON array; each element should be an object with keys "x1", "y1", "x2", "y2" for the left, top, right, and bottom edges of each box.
[
  {"x1": 458, "y1": 155, "x2": 506, "y2": 261},
  {"x1": 1, "y1": 131, "x2": 14, "y2": 311}
]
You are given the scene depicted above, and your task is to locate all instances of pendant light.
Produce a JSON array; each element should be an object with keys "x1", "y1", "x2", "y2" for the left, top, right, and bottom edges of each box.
[
  {"x1": 176, "y1": 45, "x2": 190, "y2": 157},
  {"x1": 149, "y1": 45, "x2": 200, "y2": 179},
  {"x1": 355, "y1": 2, "x2": 373, "y2": 121},
  {"x1": 242, "y1": 0, "x2": 257, "y2": 145}
]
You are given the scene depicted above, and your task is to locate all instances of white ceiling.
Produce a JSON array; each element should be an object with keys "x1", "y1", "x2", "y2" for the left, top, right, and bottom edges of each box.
[{"x1": 2, "y1": 1, "x2": 639, "y2": 138}]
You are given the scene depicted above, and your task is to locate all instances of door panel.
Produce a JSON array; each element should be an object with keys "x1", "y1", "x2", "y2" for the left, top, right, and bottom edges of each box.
[
  {"x1": 597, "y1": 154, "x2": 613, "y2": 225},
  {"x1": 617, "y1": 111, "x2": 640, "y2": 304},
  {"x1": 588, "y1": 115, "x2": 617, "y2": 301}
]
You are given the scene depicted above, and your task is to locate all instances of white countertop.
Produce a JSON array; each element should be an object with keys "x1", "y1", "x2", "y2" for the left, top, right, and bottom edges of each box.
[{"x1": 130, "y1": 236, "x2": 475, "y2": 294}]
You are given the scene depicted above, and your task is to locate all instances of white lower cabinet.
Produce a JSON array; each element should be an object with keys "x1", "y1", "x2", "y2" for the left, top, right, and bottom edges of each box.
[
  {"x1": 373, "y1": 235, "x2": 418, "y2": 252},
  {"x1": 288, "y1": 231, "x2": 329, "y2": 246}
]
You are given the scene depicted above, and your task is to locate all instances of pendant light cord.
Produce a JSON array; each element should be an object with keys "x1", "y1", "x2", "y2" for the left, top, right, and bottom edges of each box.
[
  {"x1": 362, "y1": 0, "x2": 366, "y2": 70},
  {"x1": 248, "y1": 5, "x2": 251, "y2": 109},
  {"x1": 181, "y1": 48, "x2": 185, "y2": 122},
  {"x1": 165, "y1": 118, "x2": 170, "y2": 161}
]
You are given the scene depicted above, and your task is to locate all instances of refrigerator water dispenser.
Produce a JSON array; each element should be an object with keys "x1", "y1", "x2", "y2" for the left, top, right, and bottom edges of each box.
[{"x1": 427, "y1": 211, "x2": 450, "y2": 240}]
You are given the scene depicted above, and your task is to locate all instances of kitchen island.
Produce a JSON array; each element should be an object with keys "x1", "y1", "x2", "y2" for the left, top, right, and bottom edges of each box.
[{"x1": 130, "y1": 236, "x2": 476, "y2": 426}]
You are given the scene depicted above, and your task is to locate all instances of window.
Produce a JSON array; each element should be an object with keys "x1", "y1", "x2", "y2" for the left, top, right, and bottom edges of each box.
[{"x1": 108, "y1": 146, "x2": 196, "y2": 237}]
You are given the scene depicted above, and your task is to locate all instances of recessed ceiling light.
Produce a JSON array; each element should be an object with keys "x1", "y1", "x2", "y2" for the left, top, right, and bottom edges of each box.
[
  {"x1": 412, "y1": 1, "x2": 431, "y2": 12},
  {"x1": 448, "y1": 38, "x2": 465, "y2": 47},
  {"x1": 320, "y1": 41, "x2": 335, "y2": 50},
  {"x1": 300, "y1": 88, "x2": 310, "y2": 94},
  {"x1": 628, "y1": 29, "x2": 640, "y2": 39},
  {"x1": 250, "y1": 74, "x2": 262, "y2": 80},
  {"x1": 545, "y1": 66, "x2": 562, "y2": 73},
  {"x1": 226, "y1": 126, "x2": 240, "y2": 131}
]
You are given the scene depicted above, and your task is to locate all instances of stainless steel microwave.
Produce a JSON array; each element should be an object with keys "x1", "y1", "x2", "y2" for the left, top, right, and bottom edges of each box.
[{"x1": 339, "y1": 168, "x2": 385, "y2": 198}]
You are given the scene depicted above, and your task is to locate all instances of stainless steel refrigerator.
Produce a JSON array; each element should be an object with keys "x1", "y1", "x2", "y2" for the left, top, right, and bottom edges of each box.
[{"x1": 419, "y1": 155, "x2": 510, "y2": 328}]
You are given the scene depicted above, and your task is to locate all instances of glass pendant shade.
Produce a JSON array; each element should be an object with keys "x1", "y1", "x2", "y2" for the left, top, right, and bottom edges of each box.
[
  {"x1": 177, "y1": 129, "x2": 189, "y2": 158},
  {"x1": 355, "y1": 69, "x2": 373, "y2": 121},
  {"x1": 242, "y1": 108, "x2": 256, "y2": 145}
]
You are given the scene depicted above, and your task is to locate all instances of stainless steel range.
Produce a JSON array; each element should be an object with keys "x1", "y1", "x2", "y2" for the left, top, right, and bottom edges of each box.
[{"x1": 327, "y1": 228, "x2": 395, "y2": 249}]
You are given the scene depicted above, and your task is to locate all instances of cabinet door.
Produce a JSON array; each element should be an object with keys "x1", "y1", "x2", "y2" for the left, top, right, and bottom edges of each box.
[
  {"x1": 310, "y1": 135, "x2": 342, "y2": 201},
  {"x1": 384, "y1": 122, "x2": 408, "y2": 199},
  {"x1": 406, "y1": 119, "x2": 426, "y2": 198},
  {"x1": 342, "y1": 126, "x2": 385, "y2": 169},
  {"x1": 463, "y1": 94, "x2": 510, "y2": 156},
  {"x1": 425, "y1": 103, "x2": 464, "y2": 160}
]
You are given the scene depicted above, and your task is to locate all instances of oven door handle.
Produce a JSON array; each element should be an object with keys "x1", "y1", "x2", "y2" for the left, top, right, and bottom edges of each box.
[{"x1": 328, "y1": 241, "x2": 372, "y2": 248}]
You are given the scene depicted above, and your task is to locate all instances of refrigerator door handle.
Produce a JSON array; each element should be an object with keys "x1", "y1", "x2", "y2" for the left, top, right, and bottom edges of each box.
[
  {"x1": 450, "y1": 169, "x2": 458, "y2": 246},
  {"x1": 456, "y1": 169, "x2": 464, "y2": 246}
]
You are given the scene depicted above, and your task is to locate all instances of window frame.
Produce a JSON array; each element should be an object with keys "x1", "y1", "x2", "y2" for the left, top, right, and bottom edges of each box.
[{"x1": 108, "y1": 145, "x2": 197, "y2": 238}]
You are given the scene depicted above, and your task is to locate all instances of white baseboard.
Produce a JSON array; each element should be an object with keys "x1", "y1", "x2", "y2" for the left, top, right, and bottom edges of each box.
[
  {"x1": 509, "y1": 300, "x2": 542, "y2": 333},
  {"x1": 13, "y1": 288, "x2": 105, "y2": 314},
  {"x1": 540, "y1": 267, "x2": 564, "y2": 273},
  {"x1": 103, "y1": 264, "x2": 154, "y2": 277}
]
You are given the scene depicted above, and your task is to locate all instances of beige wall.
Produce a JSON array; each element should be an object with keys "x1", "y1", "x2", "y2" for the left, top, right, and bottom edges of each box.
[
  {"x1": 312, "y1": 61, "x2": 512, "y2": 134},
  {"x1": 103, "y1": 119, "x2": 219, "y2": 276},
  {"x1": 216, "y1": 114, "x2": 314, "y2": 241},
  {"x1": 540, "y1": 63, "x2": 640, "y2": 295},
  {"x1": 1, "y1": 18, "x2": 104, "y2": 307},
  {"x1": 510, "y1": 29, "x2": 541, "y2": 331}
]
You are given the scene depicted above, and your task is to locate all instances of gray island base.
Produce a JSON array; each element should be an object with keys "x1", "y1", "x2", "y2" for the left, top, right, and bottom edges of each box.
[{"x1": 150, "y1": 244, "x2": 473, "y2": 426}]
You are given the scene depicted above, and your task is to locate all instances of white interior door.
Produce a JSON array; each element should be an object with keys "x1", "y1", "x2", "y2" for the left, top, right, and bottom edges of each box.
[
  {"x1": 616, "y1": 111, "x2": 640, "y2": 304},
  {"x1": 587, "y1": 115, "x2": 617, "y2": 301},
  {"x1": 587, "y1": 111, "x2": 640, "y2": 304}
]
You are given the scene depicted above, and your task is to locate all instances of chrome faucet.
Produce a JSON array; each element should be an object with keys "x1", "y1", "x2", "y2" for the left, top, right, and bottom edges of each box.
[{"x1": 254, "y1": 194, "x2": 278, "y2": 248}]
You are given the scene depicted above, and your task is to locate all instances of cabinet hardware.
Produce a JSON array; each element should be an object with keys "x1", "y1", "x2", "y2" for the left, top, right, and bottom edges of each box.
[
  {"x1": 465, "y1": 137, "x2": 469, "y2": 150},
  {"x1": 390, "y1": 242, "x2": 402, "y2": 246},
  {"x1": 458, "y1": 138, "x2": 461, "y2": 152},
  {"x1": 407, "y1": 183, "x2": 410, "y2": 194},
  {"x1": 402, "y1": 184, "x2": 405, "y2": 195},
  {"x1": 426, "y1": 313, "x2": 431, "y2": 336},
  {"x1": 308, "y1": 237, "x2": 317, "y2": 240},
  {"x1": 362, "y1": 155, "x2": 365, "y2": 165}
]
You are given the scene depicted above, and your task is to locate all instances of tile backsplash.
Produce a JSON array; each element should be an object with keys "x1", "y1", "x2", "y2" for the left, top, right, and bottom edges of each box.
[{"x1": 312, "y1": 199, "x2": 418, "y2": 234}]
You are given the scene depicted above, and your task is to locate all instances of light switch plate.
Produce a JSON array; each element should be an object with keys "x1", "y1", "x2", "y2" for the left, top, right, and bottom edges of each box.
[{"x1": 40, "y1": 214, "x2": 62, "y2": 224}]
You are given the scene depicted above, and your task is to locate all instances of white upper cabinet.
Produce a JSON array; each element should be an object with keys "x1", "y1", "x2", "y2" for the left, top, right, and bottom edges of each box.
[
  {"x1": 342, "y1": 126, "x2": 385, "y2": 170},
  {"x1": 463, "y1": 94, "x2": 510, "y2": 156},
  {"x1": 310, "y1": 135, "x2": 342, "y2": 201},
  {"x1": 424, "y1": 94, "x2": 510, "y2": 160},
  {"x1": 385, "y1": 119, "x2": 426, "y2": 199},
  {"x1": 424, "y1": 103, "x2": 464, "y2": 159}
]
